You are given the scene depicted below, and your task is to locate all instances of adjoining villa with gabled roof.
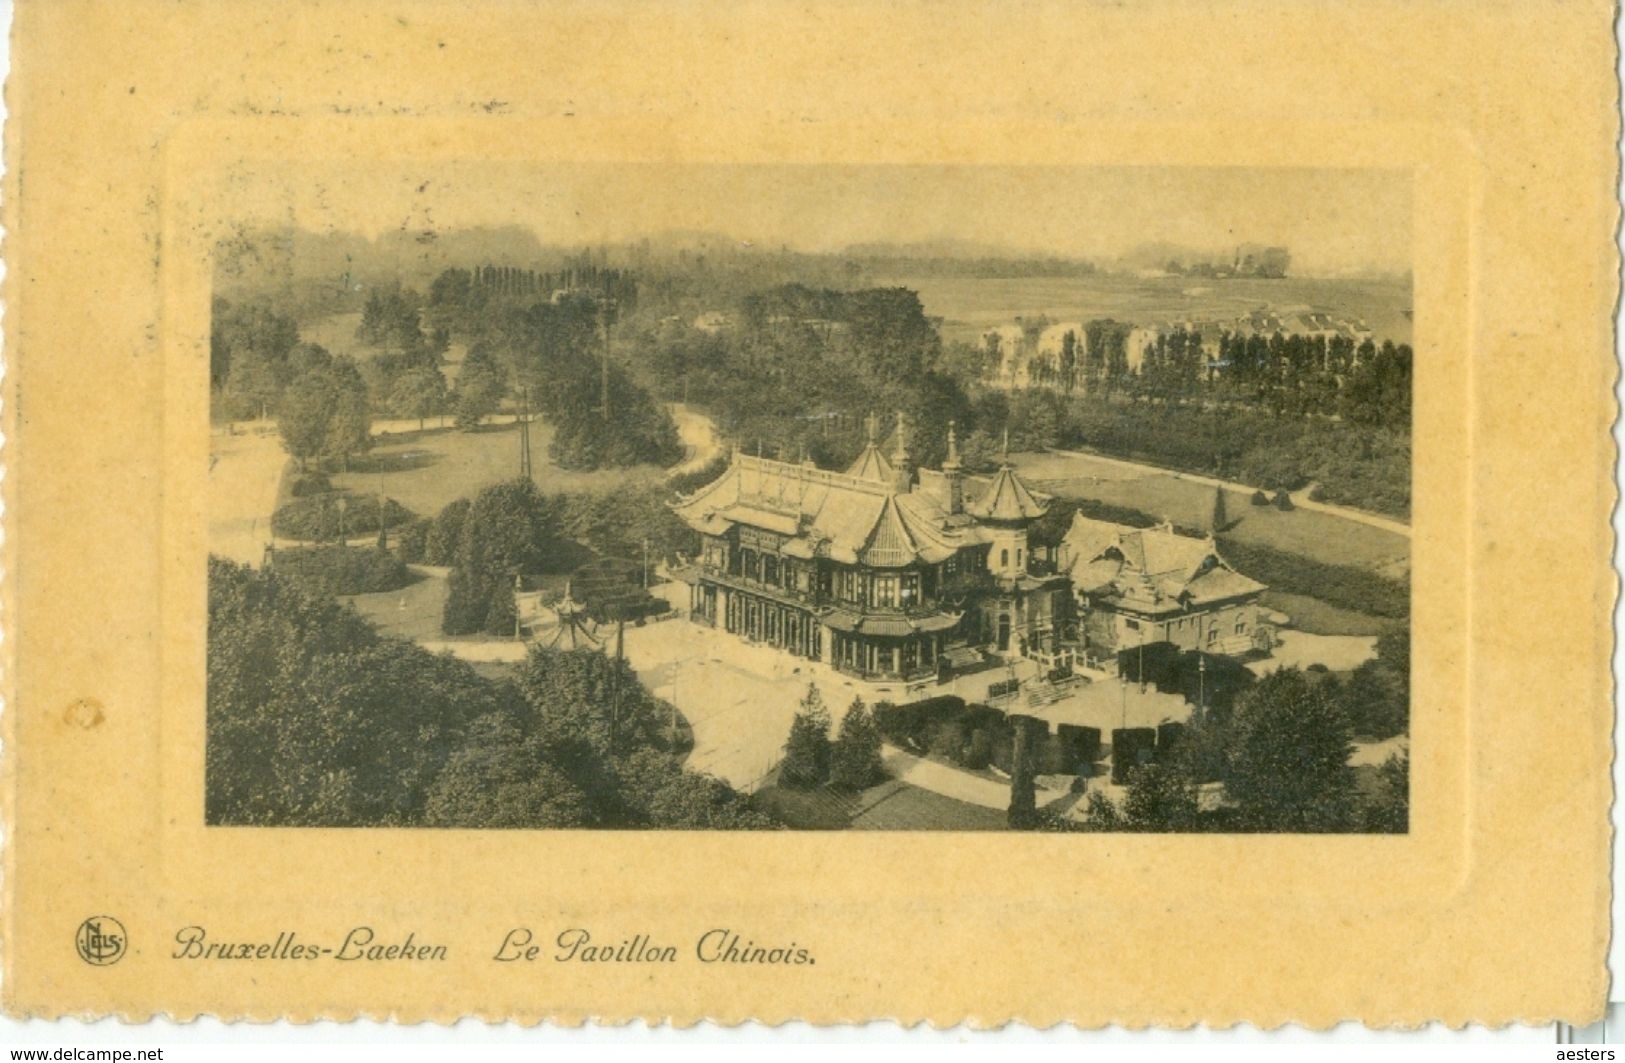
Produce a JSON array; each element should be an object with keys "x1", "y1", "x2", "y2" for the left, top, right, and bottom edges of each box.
[{"x1": 1060, "y1": 514, "x2": 1270, "y2": 662}]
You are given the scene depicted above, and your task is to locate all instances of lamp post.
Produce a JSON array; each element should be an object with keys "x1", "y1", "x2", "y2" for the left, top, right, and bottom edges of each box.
[{"x1": 1198, "y1": 652, "x2": 1207, "y2": 724}]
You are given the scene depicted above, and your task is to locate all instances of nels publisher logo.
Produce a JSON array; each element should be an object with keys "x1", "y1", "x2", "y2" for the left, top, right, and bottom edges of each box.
[{"x1": 75, "y1": 916, "x2": 126, "y2": 966}]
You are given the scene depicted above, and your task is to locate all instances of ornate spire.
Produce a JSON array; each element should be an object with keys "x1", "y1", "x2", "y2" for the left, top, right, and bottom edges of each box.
[
  {"x1": 944, "y1": 420, "x2": 961, "y2": 470},
  {"x1": 865, "y1": 411, "x2": 878, "y2": 444},
  {"x1": 890, "y1": 410, "x2": 913, "y2": 494},
  {"x1": 1000, "y1": 426, "x2": 1010, "y2": 466}
]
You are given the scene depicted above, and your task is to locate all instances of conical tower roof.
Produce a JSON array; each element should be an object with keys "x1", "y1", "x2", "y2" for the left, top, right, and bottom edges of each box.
[
  {"x1": 966, "y1": 463, "x2": 1048, "y2": 523},
  {"x1": 846, "y1": 444, "x2": 896, "y2": 484},
  {"x1": 846, "y1": 411, "x2": 898, "y2": 485}
]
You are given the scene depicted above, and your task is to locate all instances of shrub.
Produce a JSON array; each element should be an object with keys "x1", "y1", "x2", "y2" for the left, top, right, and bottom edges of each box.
[
  {"x1": 928, "y1": 721, "x2": 967, "y2": 761},
  {"x1": 1250, "y1": 489, "x2": 1270, "y2": 506},
  {"x1": 872, "y1": 696, "x2": 969, "y2": 753},
  {"x1": 269, "y1": 545, "x2": 412, "y2": 596},
  {"x1": 963, "y1": 729, "x2": 994, "y2": 770},
  {"x1": 425, "y1": 498, "x2": 471, "y2": 566},
  {"x1": 669, "y1": 454, "x2": 729, "y2": 496},
  {"x1": 395, "y1": 518, "x2": 430, "y2": 564},
  {"x1": 290, "y1": 471, "x2": 333, "y2": 498},
  {"x1": 271, "y1": 492, "x2": 417, "y2": 542},
  {"x1": 1273, "y1": 489, "x2": 1295, "y2": 511}
]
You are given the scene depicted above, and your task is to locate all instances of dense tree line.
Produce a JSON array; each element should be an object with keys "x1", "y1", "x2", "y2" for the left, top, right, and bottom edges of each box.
[
  {"x1": 988, "y1": 388, "x2": 1411, "y2": 517},
  {"x1": 207, "y1": 558, "x2": 771, "y2": 828},
  {"x1": 1006, "y1": 320, "x2": 1411, "y2": 434}
]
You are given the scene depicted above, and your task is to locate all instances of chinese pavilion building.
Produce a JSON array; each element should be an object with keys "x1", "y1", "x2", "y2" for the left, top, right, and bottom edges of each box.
[{"x1": 670, "y1": 415, "x2": 1071, "y2": 682}]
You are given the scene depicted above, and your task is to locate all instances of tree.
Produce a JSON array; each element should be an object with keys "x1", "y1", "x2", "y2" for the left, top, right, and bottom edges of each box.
[
  {"x1": 1341, "y1": 626, "x2": 1409, "y2": 740},
  {"x1": 1210, "y1": 485, "x2": 1229, "y2": 533},
  {"x1": 1223, "y1": 669, "x2": 1356, "y2": 831},
  {"x1": 206, "y1": 559, "x2": 501, "y2": 826},
  {"x1": 605, "y1": 750, "x2": 777, "y2": 829},
  {"x1": 830, "y1": 697, "x2": 885, "y2": 791},
  {"x1": 389, "y1": 366, "x2": 449, "y2": 430},
  {"x1": 958, "y1": 427, "x2": 1001, "y2": 472},
  {"x1": 454, "y1": 347, "x2": 507, "y2": 430},
  {"x1": 424, "y1": 714, "x2": 595, "y2": 829},
  {"x1": 424, "y1": 497, "x2": 471, "y2": 566},
  {"x1": 440, "y1": 479, "x2": 565, "y2": 635},
  {"x1": 324, "y1": 356, "x2": 373, "y2": 470},
  {"x1": 275, "y1": 353, "x2": 372, "y2": 470},
  {"x1": 1359, "y1": 752, "x2": 1409, "y2": 833},
  {"x1": 780, "y1": 683, "x2": 832, "y2": 788},
  {"x1": 277, "y1": 371, "x2": 338, "y2": 468},
  {"x1": 516, "y1": 645, "x2": 670, "y2": 760},
  {"x1": 1122, "y1": 763, "x2": 1200, "y2": 831},
  {"x1": 212, "y1": 299, "x2": 300, "y2": 409}
]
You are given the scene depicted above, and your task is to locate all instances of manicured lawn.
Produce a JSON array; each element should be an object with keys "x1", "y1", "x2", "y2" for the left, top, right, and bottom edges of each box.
[
  {"x1": 1014, "y1": 451, "x2": 1409, "y2": 576},
  {"x1": 329, "y1": 420, "x2": 669, "y2": 518},
  {"x1": 751, "y1": 776, "x2": 1009, "y2": 831},
  {"x1": 1261, "y1": 591, "x2": 1396, "y2": 638},
  {"x1": 751, "y1": 784, "x2": 861, "y2": 829},
  {"x1": 339, "y1": 568, "x2": 448, "y2": 642},
  {"x1": 849, "y1": 784, "x2": 1009, "y2": 831}
]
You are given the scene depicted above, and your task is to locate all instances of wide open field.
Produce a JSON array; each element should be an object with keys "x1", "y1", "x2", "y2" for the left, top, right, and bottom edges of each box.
[
  {"x1": 1012, "y1": 448, "x2": 1410, "y2": 579},
  {"x1": 879, "y1": 273, "x2": 1413, "y2": 347}
]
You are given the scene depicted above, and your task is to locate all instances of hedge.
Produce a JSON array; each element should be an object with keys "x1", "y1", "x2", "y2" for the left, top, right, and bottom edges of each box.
[
  {"x1": 269, "y1": 545, "x2": 412, "y2": 596},
  {"x1": 1110, "y1": 727, "x2": 1158, "y2": 784},
  {"x1": 289, "y1": 471, "x2": 332, "y2": 498},
  {"x1": 271, "y1": 492, "x2": 417, "y2": 542}
]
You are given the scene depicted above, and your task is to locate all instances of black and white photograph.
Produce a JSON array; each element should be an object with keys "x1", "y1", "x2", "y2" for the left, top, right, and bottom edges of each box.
[{"x1": 206, "y1": 164, "x2": 1413, "y2": 833}]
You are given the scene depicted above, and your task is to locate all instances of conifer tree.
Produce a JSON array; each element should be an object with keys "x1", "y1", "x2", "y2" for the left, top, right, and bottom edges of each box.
[
  {"x1": 830, "y1": 697, "x2": 885, "y2": 791},
  {"x1": 780, "y1": 684, "x2": 832, "y2": 788},
  {"x1": 1210, "y1": 485, "x2": 1229, "y2": 533}
]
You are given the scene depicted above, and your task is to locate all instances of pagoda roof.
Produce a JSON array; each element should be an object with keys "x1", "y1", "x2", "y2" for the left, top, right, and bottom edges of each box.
[
  {"x1": 846, "y1": 443, "x2": 896, "y2": 483},
  {"x1": 672, "y1": 453, "x2": 979, "y2": 569},
  {"x1": 964, "y1": 464, "x2": 1048, "y2": 523}
]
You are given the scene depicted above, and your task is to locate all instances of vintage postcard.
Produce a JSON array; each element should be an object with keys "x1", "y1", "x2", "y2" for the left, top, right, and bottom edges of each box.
[{"x1": 1, "y1": 0, "x2": 1615, "y2": 1029}]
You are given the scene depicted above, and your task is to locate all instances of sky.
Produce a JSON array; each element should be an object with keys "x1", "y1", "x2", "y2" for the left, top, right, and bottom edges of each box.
[{"x1": 230, "y1": 161, "x2": 1413, "y2": 277}]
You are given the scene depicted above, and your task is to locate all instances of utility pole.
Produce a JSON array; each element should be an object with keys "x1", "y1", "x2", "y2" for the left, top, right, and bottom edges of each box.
[
  {"x1": 518, "y1": 384, "x2": 533, "y2": 481},
  {"x1": 599, "y1": 299, "x2": 612, "y2": 422}
]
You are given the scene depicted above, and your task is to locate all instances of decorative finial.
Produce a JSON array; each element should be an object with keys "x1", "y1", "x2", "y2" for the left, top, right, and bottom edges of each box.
[
  {"x1": 1001, "y1": 426, "x2": 1010, "y2": 464},
  {"x1": 893, "y1": 410, "x2": 910, "y2": 462},
  {"x1": 865, "y1": 411, "x2": 878, "y2": 444},
  {"x1": 945, "y1": 420, "x2": 960, "y2": 468}
]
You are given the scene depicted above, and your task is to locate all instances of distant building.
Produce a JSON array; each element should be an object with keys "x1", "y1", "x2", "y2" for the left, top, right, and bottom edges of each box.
[
  {"x1": 1059, "y1": 514, "x2": 1270, "y2": 663},
  {"x1": 671, "y1": 416, "x2": 1071, "y2": 682}
]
